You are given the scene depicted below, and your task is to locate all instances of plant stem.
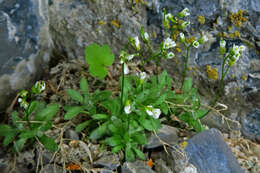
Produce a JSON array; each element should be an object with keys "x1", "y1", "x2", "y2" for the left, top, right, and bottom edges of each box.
[
  {"x1": 182, "y1": 46, "x2": 190, "y2": 88},
  {"x1": 120, "y1": 63, "x2": 125, "y2": 112}
]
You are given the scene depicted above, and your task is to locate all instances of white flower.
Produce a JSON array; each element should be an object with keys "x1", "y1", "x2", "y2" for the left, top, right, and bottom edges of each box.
[
  {"x1": 134, "y1": 36, "x2": 140, "y2": 50},
  {"x1": 202, "y1": 35, "x2": 208, "y2": 42},
  {"x1": 163, "y1": 37, "x2": 176, "y2": 49},
  {"x1": 181, "y1": 21, "x2": 190, "y2": 28},
  {"x1": 180, "y1": 32, "x2": 185, "y2": 40},
  {"x1": 167, "y1": 52, "x2": 175, "y2": 59},
  {"x1": 127, "y1": 54, "x2": 135, "y2": 61},
  {"x1": 220, "y1": 40, "x2": 226, "y2": 48},
  {"x1": 192, "y1": 41, "x2": 200, "y2": 48},
  {"x1": 232, "y1": 45, "x2": 240, "y2": 54},
  {"x1": 23, "y1": 102, "x2": 29, "y2": 109},
  {"x1": 239, "y1": 45, "x2": 246, "y2": 52},
  {"x1": 123, "y1": 63, "x2": 129, "y2": 74},
  {"x1": 165, "y1": 13, "x2": 173, "y2": 21},
  {"x1": 18, "y1": 98, "x2": 22, "y2": 103},
  {"x1": 40, "y1": 82, "x2": 46, "y2": 91},
  {"x1": 137, "y1": 72, "x2": 147, "y2": 80},
  {"x1": 146, "y1": 106, "x2": 161, "y2": 119},
  {"x1": 144, "y1": 32, "x2": 149, "y2": 41},
  {"x1": 124, "y1": 105, "x2": 131, "y2": 114},
  {"x1": 181, "y1": 8, "x2": 190, "y2": 17}
]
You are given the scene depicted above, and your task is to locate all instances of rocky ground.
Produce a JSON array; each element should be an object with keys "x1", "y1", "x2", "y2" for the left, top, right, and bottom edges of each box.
[{"x1": 0, "y1": 59, "x2": 259, "y2": 173}]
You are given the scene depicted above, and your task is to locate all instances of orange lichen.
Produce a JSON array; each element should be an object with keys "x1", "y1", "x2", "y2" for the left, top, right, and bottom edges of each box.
[
  {"x1": 197, "y1": 15, "x2": 205, "y2": 24},
  {"x1": 146, "y1": 158, "x2": 154, "y2": 168},
  {"x1": 242, "y1": 75, "x2": 247, "y2": 81},
  {"x1": 229, "y1": 9, "x2": 247, "y2": 27},
  {"x1": 66, "y1": 163, "x2": 81, "y2": 170},
  {"x1": 110, "y1": 20, "x2": 120, "y2": 28},
  {"x1": 98, "y1": 20, "x2": 107, "y2": 25},
  {"x1": 234, "y1": 30, "x2": 241, "y2": 38},
  {"x1": 206, "y1": 65, "x2": 218, "y2": 80},
  {"x1": 175, "y1": 47, "x2": 182, "y2": 53}
]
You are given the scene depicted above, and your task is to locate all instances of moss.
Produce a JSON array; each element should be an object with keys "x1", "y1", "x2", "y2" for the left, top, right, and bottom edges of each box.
[
  {"x1": 152, "y1": 31, "x2": 157, "y2": 39},
  {"x1": 197, "y1": 15, "x2": 205, "y2": 24},
  {"x1": 206, "y1": 65, "x2": 218, "y2": 80}
]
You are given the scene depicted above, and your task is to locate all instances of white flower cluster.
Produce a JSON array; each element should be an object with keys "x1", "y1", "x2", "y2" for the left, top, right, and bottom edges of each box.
[
  {"x1": 220, "y1": 40, "x2": 246, "y2": 66},
  {"x1": 145, "y1": 105, "x2": 161, "y2": 119},
  {"x1": 18, "y1": 98, "x2": 29, "y2": 109},
  {"x1": 119, "y1": 50, "x2": 136, "y2": 75},
  {"x1": 34, "y1": 81, "x2": 46, "y2": 93}
]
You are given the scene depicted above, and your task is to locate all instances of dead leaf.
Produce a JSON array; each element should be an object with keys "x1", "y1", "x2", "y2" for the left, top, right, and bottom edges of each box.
[
  {"x1": 66, "y1": 163, "x2": 81, "y2": 170},
  {"x1": 146, "y1": 158, "x2": 154, "y2": 168}
]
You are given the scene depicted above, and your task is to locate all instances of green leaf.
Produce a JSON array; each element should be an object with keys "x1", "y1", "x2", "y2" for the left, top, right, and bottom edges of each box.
[
  {"x1": 3, "y1": 132, "x2": 17, "y2": 146},
  {"x1": 66, "y1": 89, "x2": 84, "y2": 103},
  {"x1": 154, "y1": 93, "x2": 167, "y2": 106},
  {"x1": 141, "y1": 119, "x2": 153, "y2": 131},
  {"x1": 151, "y1": 118, "x2": 162, "y2": 131},
  {"x1": 125, "y1": 146, "x2": 135, "y2": 162},
  {"x1": 14, "y1": 138, "x2": 27, "y2": 152},
  {"x1": 34, "y1": 104, "x2": 59, "y2": 121},
  {"x1": 28, "y1": 101, "x2": 39, "y2": 115},
  {"x1": 85, "y1": 43, "x2": 114, "y2": 79},
  {"x1": 75, "y1": 120, "x2": 92, "y2": 132},
  {"x1": 133, "y1": 147, "x2": 145, "y2": 160},
  {"x1": 89, "y1": 122, "x2": 108, "y2": 139},
  {"x1": 132, "y1": 133, "x2": 147, "y2": 145},
  {"x1": 191, "y1": 120, "x2": 205, "y2": 132},
  {"x1": 112, "y1": 145, "x2": 124, "y2": 153},
  {"x1": 80, "y1": 77, "x2": 89, "y2": 94},
  {"x1": 19, "y1": 130, "x2": 38, "y2": 139},
  {"x1": 0, "y1": 125, "x2": 16, "y2": 136},
  {"x1": 195, "y1": 109, "x2": 208, "y2": 120},
  {"x1": 39, "y1": 135, "x2": 58, "y2": 152},
  {"x1": 160, "y1": 102, "x2": 168, "y2": 115},
  {"x1": 106, "y1": 135, "x2": 122, "y2": 147},
  {"x1": 11, "y1": 111, "x2": 22, "y2": 129},
  {"x1": 183, "y1": 77, "x2": 192, "y2": 93},
  {"x1": 38, "y1": 121, "x2": 52, "y2": 132},
  {"x1": 179, "y1": 112, "x2": 192, "y2": 123},
  {"x1": 64, "y1": 106, "x2": 84, "y2": 120},
  {"x1": 100, "y1": 99, "x2": 120, "y2": 116},
  {"x1": 92, "y1": 114, "x2": 109, "y2": 120},
  {"x1": 93, "y1": 90, "x2": 112, "y2": 103}
]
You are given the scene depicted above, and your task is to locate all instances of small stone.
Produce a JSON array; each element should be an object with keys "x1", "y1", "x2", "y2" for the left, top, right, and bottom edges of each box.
[
  {"x1": 94, "y1": 154, "x2": 120, "y2": 171},
  {"x1": 121, "y1": 161, "x2": 155, "y2": 173},
  {"x1": 65, "y1": 129, "x2": 79, "y2": 140},
  {"x1": 40, "y1": 164, "x2": 63, "y2": 173},
  {"x1": 145, "y1": 125, "x2": 179, "y2": 149},
  {"x1": 154, "y1": 159, "x2": 173, "y2": 173}
]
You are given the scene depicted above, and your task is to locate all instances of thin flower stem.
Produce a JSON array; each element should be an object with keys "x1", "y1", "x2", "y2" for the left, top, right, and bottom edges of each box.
[
  {"x1": 182, "y1": 45, "x2": 190, "y2": 88},
  {"x1": 120, "y1": 63, "x2": 125, "y2": 112}
]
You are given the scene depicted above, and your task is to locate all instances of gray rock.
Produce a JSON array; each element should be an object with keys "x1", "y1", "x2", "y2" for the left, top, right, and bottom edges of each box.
[
  {"x1": 145, "y1": 124, "x2": 179, "y2": 149},
  {"x1": 241, "y1": 109, "x2": 260, "y2": 142},
  {"x1": 94, "y1": 154, "x2": 120, "y2": 171},
  {"x1": 185, "y1": 128, "x2": 245, "y2": 173},
  {"x1": 65, "y1": 129, "x2": 79, "y2": 140},
  {"x1": 154, "y1": 159, "x2": 173, "y2": 173},
  {"x1": 40, "y1": 164, "x2": 63, "y2": 173},
  {"x1": 0, "y1": 0, "x2": 52, "y2": 112},
  {"x1": 121, "y1": 161, "x2": 155, "y2": 173}
]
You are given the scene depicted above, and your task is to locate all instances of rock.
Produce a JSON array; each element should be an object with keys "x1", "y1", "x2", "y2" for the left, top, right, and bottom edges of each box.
[
  {"x1": 48, "y1": 0, "x2": 146, "y2": 59},
  {"x1": 65, "y1": 129, "x2": 79, "y2": 140},
  {"x1": 40, "y1": 164, "x2": 63, "y2": 173},
  {"x1": 154, "y1": 159, "x2": 173, "y2": 173},
  {"x1": 93, "y1": 154, "x2": 120, "y2": 171},
  {"x1": 185, "y1": 128, "x2": 245, "y2": 173},
  {"x1": 121, "y1": 161, "x2": 155, "y2": 173},
  {"x1": 145, "y1": 124, "x2": 179, "y2": 149},
  {"x1": 0, "y1": 0, "x2": 52, "y2": 112},
  {"x1": 15, "y1": 150, "x2": 36, "y2": 173},
  {"x1": 241, "y1": 109, "x2": 260, "y2": 142}
]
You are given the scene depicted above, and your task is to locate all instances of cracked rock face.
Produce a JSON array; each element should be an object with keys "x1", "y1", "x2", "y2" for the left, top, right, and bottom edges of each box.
[{"x1": 0, "y1": 0, "x2": 52, "y2": 112}]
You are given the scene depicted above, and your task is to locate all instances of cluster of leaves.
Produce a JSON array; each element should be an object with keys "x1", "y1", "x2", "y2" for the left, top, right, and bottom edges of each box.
[
  {"x1": 168, "y1": 78, "x2": 207, "y2": 132},
  {"x1": 0, "y1": 101, "x2": 59, "y2": 152}
]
